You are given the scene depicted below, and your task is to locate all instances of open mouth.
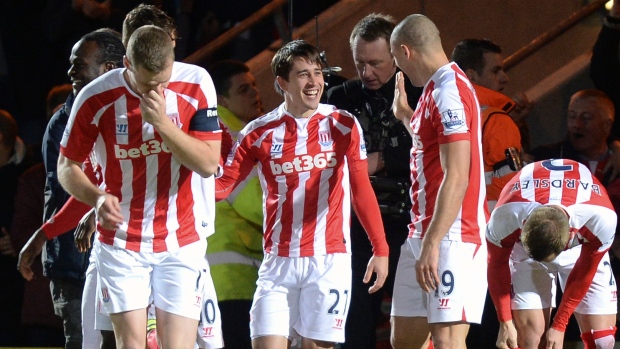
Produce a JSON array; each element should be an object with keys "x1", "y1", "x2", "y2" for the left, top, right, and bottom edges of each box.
[{"x1": 304, "y1": 90, "x2": 319, "y2": 97}]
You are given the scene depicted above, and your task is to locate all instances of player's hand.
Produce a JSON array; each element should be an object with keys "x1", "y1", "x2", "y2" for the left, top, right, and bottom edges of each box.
[
  {"x1": 140, "y1": 87, "x2": 167, "y2": 127},
  {"x1": 604, "y1": 139, "x2": 620, "y2": 183},
  {"x1": 496, "y1": 321, "x2": 519, "y2": 349},
  {"x1": 17, "y1": 228, "x2": 48, "y2": 281},
  {"x1": 75, "y1": 208, "x2": 96, "y2": 253},
  {"x1": 415, "y1": 242, "x2": 440, "y2": 292},
  {"x1": 392, "y1": 72, "x2": 413, "y2": 123},
  {"x1": 364, "y1": 255, "x2": 388, "y2": 294},
  {"x1": 0, "y1": 227, "x2": 16, "y2": 257},
  {"x1": 545, "y1": 327, "x2": 564, "y2": 349},
  {"x1": 509, "y1": 92, "x2": 533, "y2": 124},
  {"x1": 95, "y1": 194, "x2": 124, "y2": 231}
]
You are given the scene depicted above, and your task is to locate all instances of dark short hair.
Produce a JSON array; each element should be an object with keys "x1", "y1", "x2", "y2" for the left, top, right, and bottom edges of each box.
[
  {"x1": 271, "y1": 39, "x2": 322, "y2": 95},
  {"x1": 0, "y1": 109, "x2": 18, "y2": 148},
  {"x1": 349, "y1": 13, "x2": 396, "y2": 46},
  {"x1": 122, "y1": 3, "x2": 176, "y2": 47},
  {"x1": 81, "y1": 28, "x2": 125, "y2": 68},
  {"x1": 209, "y1": 60, "x2": 250, "y2": 97},
  {"x1": 451, "y1": 38, "x2": 502, "y2": 74}
]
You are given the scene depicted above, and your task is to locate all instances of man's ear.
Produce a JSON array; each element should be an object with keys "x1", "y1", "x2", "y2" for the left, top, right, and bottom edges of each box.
[
  {"x1": 604, "y1": 118, "x2": 613, "y2": 133},
  {"x1": 399, "y1": 44, "x2": 412, "y2": 60},
  {"x1": 123, "y1": 56, "x2": 130, "y2": 70},
  {"x1": 465, "y1": 68, "x2": 479, "y2": 83},
  {"x1": 276, "y1": 76, "x2": 287, "y2": 93},
  {"x1": 104, "y1": 61, "x2": 116, "y2": 72}
]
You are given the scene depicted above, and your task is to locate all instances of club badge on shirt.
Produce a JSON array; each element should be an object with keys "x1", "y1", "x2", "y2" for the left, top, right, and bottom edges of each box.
[
  {"x1": 318, "y1": 130, "x2": 333, "y2": 148},
  {"x1": 168, "y1": 112, "x2": 183, "y2": 128}
]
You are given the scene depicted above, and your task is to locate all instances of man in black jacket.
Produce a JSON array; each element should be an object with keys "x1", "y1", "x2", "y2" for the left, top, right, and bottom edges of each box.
[
  {"x1": 326, "y1": 13, "x2": 422, "y2": 349},
  {"x1": 23, "y1": 29, "x2": 125, "y2": 349}
]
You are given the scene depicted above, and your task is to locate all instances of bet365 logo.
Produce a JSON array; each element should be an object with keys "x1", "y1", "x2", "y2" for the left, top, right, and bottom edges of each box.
[
  {"x1": 114, "y1": 139, "x2": 171, "y2": 159},
  {"x1": 269, "y1": 152, "x2": 337, "y2": 175}
]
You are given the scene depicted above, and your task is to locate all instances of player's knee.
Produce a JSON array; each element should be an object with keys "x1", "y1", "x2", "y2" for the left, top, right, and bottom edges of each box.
[
  {"x1": 516, "y1": 333, "x2": 542, "y2": 349},
  {"x1": 514, "y1": 322, "x2": 545, "y2": 349},
  {"x1": 302, "y1": 338, "x2": 334, "y2": 349},
  {"x1": 581, "y1": 326, "x2": 616, "y2": 349},
  {"x1": 390, "y1": 331, "x2": 430, "y2": 349}
]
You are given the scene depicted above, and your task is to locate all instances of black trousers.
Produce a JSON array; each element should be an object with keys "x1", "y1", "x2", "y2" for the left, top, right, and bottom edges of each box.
[{"x1": 340, "y1": 216, "x2": 408, "y2": 349}]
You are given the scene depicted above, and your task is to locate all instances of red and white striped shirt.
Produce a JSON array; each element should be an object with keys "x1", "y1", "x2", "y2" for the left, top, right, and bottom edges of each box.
[
  {"x1": 60, "y1": 62, "x2": 222, "y2": 253},
  {"x1": 216, "y1": 103, "x2": 388, "y2": 258},
  {"x1": 408, "y1": 62, "x2": 487, "y2": 244},
  {"x1": 487, "y1": 159, "x2": 616, "y2": 331}
]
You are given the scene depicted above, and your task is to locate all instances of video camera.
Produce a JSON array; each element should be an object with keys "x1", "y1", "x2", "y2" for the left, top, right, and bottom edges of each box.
[{"x1": 369, "y1": 176, "x2": 412, "y2": 218}]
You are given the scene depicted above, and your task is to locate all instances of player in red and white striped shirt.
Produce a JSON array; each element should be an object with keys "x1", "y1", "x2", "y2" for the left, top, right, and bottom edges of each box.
[
  {"x1": 487, "y1": 159, "x2": 617, "y2": 349},
  {"x1": 389, "y1": 14, "x2": 488, "y2": 349},
  {"x1": 216, "y1": 40, "x2": 388, "y2": 349},
  {"x1": 58, "y1": 26, "x2": 222, "y2": 349}
]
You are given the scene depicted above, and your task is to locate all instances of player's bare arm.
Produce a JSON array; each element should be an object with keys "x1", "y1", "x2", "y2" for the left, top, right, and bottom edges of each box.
[
  {"x1": 140, "y1": 89, "x2": 221, "y2": 178},
  {"x1": 416, "y1": 140, "x2": 471, "y2": 292},
  {"x1": 57, "y1": 154, "x2": 123, "y2": 230}
]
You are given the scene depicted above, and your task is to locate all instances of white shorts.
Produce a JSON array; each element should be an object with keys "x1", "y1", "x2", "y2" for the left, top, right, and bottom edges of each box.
[
  {"x1": 391, "y1": 238, "x2": 488, "y2": 324},
  {"x1": 510, "y1": 243, "x2": 617, "y2": 314},
  {"x1": 82, "y1": 251, "x2": 111, "y2": 349},
  {"x1": 94, "y1": 239, "x2": 207, "y2": 319},
  {"x1": 195, "y1": 268, "x2": 224, "y2": 349},
  {"x1": 250, "y1": 253, "x2": 352, "y2": 344}
]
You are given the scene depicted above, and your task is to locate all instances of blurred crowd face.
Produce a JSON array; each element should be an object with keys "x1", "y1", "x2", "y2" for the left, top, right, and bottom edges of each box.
[
  {"x1": 567, "y1": 95, "x2": 612, "y2": 158},
  {"x1": 220, "y1": 72, "x2": 263, "y2": 124},
  {"x1": 470, "y1": 52, "x2": 509, "y2": 92},
  {"x1": 352, "y1": 37, "x2": 397, "y2": 91}
]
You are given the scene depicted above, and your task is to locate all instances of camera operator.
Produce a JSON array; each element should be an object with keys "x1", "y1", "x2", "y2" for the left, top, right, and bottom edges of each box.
[{"x1": 326, "y1": 13, "x2": 422, "y2": 349}]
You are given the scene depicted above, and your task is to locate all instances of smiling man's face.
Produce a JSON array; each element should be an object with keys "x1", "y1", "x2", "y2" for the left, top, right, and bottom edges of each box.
[{"x1": 278, "y1": 57, "x2": 324, "y2": 118}]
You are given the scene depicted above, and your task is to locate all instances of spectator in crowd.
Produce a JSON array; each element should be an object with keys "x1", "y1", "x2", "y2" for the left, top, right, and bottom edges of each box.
[
  {"x1": 326, "y1": 13, "x2": 422, "y2": 349},
  {"x1": 530, "y1": 89, "x2": 616, "y2": 185},
  {"x1": 207, "y1": 59, "x2": 264, "y2": 349},
  {"x1": 0, "y1": 109, "x2": 38, "y2": 346},
  {"x1": 45, "y1": 84, "x2": 73, "y2": 120},
  {"x1": 389, "y1": 14, "x2": 488, "y2": 349},
  {"x1": 215, "y1": 39, "x2": 389, "y2": 349},
  {"x1": 11, "y1": 162, "x2": 65, "y2": 347}
]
